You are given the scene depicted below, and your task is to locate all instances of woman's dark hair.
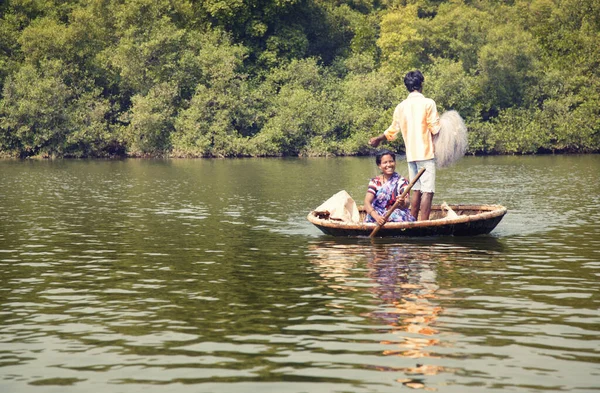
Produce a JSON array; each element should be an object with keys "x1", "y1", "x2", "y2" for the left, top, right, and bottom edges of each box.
[
  {"x1": 404, "y1": 70, "x2": 424, "y2": 92},
  {"x1": 375, "y1": 150, "x2": 396, "y2": 165}
]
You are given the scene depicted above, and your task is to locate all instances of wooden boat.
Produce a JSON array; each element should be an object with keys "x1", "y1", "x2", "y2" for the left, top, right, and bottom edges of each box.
[{"x1": 307, "y1": 204, "x2": 507, "y2": 237}]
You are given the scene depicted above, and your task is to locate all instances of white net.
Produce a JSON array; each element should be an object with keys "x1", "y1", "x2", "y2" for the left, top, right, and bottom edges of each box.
[{"x1": 434, "y1": 110, "x2": 468, "y2": 168}]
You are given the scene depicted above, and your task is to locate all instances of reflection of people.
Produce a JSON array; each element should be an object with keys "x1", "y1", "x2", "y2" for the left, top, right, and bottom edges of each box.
[
  {"x1": 364, "y1": 150, "x2": 415, "y2": 225},
  {"x1": 369, "y1": 70, "x2": 441, "y2": 221},
  {"x1": 308, "y1": 242, "x2": 448, "y2": 390},
  {"x1": 366, "y1": 246, "x2": 444, "y2": 389}
]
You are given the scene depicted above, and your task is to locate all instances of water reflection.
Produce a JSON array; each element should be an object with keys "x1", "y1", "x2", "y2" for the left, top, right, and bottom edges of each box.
[
  {"x1": 367, "y1": 245, "x2": 446, "y2": 390},
  {"x1": 308, "y1": 240, "x2": 460, "y2": 390}
]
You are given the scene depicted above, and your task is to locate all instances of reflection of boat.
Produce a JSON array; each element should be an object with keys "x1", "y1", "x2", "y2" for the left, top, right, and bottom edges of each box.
[{"x1": 307, "y1": 204, "x2": 507, "y2": 238}]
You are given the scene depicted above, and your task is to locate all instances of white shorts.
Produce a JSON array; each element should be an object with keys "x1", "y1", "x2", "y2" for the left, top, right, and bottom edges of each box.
[{"x1": 408, "y1": 159, "x2": 436, "y2": 193}]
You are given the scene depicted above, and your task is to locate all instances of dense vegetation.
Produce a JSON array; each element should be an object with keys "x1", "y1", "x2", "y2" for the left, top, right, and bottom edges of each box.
[{"x1": 0, "y1": 0, "x2": 598, "y2": 158}]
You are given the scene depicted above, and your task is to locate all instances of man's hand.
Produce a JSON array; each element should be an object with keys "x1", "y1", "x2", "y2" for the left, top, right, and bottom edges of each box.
[{"x1": 369, "y1": 135, "x2": 385, "y2": 147}]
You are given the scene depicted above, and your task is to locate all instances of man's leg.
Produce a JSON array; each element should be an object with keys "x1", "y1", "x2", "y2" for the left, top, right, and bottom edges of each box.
[
  {"x1": 410, "y1": 191, "x2": 422, "y2": 220},
  {"x1": 420, "y1": 192, "x2": 434, "y2": 221},
  {"x1": 407, "y1": 161, "x2": 421, "y2": 220},
  {"x1": 416, "y1": 159, "x2": 436, "y2": 221}
]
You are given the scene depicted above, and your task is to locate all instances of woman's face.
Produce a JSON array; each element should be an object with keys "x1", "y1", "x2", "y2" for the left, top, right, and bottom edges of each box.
[{"x1": 378, "y1": 154, "x2": 396, "y2": 176}]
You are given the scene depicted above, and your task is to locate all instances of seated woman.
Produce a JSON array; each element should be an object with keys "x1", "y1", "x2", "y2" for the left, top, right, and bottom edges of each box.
[{"x1": 364, "y1": 150, "x2": 415, "y2": 224}]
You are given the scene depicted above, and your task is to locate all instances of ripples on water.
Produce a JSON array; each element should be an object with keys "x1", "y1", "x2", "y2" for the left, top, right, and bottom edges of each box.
[{"x1": 0, "y1": 156, "x2": 599, "y2": 392}]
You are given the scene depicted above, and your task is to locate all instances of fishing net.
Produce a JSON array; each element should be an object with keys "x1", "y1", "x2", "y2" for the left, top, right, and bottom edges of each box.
[{"x1": 434, "y1": 110, "x2": 468, "y2": 168}]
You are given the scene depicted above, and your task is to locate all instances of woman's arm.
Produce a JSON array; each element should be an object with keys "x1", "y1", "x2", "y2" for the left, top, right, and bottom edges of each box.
[{"x1": 364, "y1": 192, "x2": 386, "y2": 225}]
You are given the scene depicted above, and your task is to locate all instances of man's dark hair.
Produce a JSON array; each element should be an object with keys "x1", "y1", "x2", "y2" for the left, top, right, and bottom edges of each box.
[{"x1": 404, "y1": 70, "x2": 424, "y2": 92}]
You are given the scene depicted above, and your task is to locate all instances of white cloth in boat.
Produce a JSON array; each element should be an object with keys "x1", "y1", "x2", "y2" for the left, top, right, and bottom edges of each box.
[{"x1": 314, "y1": 190, "x2": 360, "y2": 223}]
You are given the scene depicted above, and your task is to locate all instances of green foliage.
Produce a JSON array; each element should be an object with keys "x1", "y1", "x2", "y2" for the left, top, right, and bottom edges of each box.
[
  {"x1": 541, "y1": 93, "x2": 600, "y2": 153},
  {"x1": 19, "y1": 17, "x2": 69, "y2": 65},
  {"x1": 425, "y1": 58, "x2": 481, "y2": 119},
  {"x1": 335, "y1": 68, "x2": 399, "y2": 151},
  {"x1": 0, "y1": 12, "x2": 25, "y2": 93},
  {"x1": 476, "y1": 24, "x2": 542, "y2": 116},
  {"x1": 259, "y1": 24, "x2": 309, "y2": 67},
  {"x1": 170, "y1": 29, "x2": 253, "y2": 157},
  {"x1": 250, "y1": 59, "x2": 337, "y2": 156},
  {"x1": 488, "y1": 108, "x2": 547, "y2": 154},
  {"x1": 0, "y1": 0, "x2": 598, "y2": 158},
  {"x1": 103, "y1": 14, "x2": 186, "y2": 94},
  {"x1": 377, "y1": 5, "x2": 425, "y2": 79},
  {"x1": 124, "y1": 82, "x2": 178, "y2": 156},
  {"x1": 172, "y1": 80, "x2": 253, "y2": 158},
  {"x1": 427, "y1": 3, "x2": 492, "y2": 71},
  {"x1": 0, "y1": 60, "x2": 112, "y2": 157}
]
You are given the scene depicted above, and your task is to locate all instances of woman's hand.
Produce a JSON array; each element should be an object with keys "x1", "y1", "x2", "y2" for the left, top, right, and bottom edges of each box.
[
  {"x1": 396, "y1": 194, "x2": 410, "y2": 209},
  {"x1": 364, "y1": 191, "x2": 386, "y2": 225},
  {"x1": 370, "y1": 211, "x2": 387, "y2": 225}
]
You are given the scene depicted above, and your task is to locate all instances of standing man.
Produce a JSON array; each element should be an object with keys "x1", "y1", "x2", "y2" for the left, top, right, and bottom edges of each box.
[{"x1": 369, "y1": 70, "x2": 441, "y2": 221}]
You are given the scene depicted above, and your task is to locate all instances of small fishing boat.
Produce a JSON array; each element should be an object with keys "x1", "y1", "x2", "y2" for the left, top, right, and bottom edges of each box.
[{"x1": 307, "y1": 204, "x2": 507, "y2": 237}]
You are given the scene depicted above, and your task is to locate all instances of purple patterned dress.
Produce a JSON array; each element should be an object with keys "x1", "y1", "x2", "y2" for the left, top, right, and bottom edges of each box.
[{"x1": 365, "y1": 172, "x2": 415, "y2": 223}]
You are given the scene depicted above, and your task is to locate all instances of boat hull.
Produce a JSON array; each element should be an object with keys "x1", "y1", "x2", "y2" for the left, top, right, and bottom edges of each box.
[{"x1": 307, "y1": 204, "x2": 507, "y2": 238}]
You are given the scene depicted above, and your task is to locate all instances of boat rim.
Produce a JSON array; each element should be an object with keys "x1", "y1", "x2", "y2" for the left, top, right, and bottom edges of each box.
[{"x1": 307, "y1": 204, "x2": 508, "y2": 230}]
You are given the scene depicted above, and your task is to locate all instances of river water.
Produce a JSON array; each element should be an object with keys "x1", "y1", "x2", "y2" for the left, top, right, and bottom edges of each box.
[{"x1": 1, "y1": 155, "x2": 599, "y2": 392}]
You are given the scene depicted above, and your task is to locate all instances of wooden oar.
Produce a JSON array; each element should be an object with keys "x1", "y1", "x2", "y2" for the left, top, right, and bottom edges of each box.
[{"x1": 369, "y1": 167, "x2": 426, "y2": 238}]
